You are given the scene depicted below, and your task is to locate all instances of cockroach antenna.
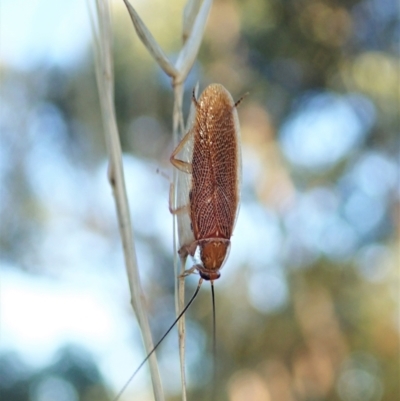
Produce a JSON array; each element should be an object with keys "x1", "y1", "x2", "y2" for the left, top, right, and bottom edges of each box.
[
  {"x1": 113, "y1": 279, "x2": 204, "y2": 401},
  {"x1": 234, "y1": 91, "x2": 249, "y2": 108}
]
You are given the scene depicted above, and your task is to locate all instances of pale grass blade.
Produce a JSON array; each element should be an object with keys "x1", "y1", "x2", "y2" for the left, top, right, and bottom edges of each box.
[
  {"x1": 182, "y1": 0, "x2": 202, "y2": 43},
  {"x1": 175, "y1": 0, "x2": 213, "y2": 82},
  {"x1": 122, "y1": 0, "x2": 178, "y2": 78}
]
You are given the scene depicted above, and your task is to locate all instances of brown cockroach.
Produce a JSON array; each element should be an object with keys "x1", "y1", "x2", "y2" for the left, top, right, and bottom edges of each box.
[
  {"x1": 171, "y1": 83, "x2": 243, "y2": 282},
  {"x1": 115, "y1": 84, "x2": 243, "y2": 400}
]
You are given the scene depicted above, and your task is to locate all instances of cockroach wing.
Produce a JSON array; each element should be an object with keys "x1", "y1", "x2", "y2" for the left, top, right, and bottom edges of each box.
[
  {"x1": 174, "y1": 130, "x2": 195, "y2": 253},
  {"x1": 188, "y1": 84, "x2": 242, "y2": 242},
  {"x1": 174, "y1": 89, "x2": 198, "y2": 253},
  {"x1": 231, "y1": 96, "x2": 242, "y2": 232}
]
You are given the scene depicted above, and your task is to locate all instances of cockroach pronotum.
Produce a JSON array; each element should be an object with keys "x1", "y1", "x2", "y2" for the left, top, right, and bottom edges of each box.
[{"x1": 115, "y1": 84, "x2": 244, "y2": 400}]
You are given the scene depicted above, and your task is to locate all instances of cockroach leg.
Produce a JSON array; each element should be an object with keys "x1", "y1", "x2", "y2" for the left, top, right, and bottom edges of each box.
[
  {"x1": 178, "y1": 265, "x2": 197, "y2": 278},
  {"x1": 156, "y1": 168, "x2": 189, "y2": 214},
  {"x1": 170, "y1": 203, "x2": 190, "y2": 215},
  {"x1": 160, "y1": 155, "x2": 192, "y2": 217},
  {"x1": 168, "y1": 181, "x2": 190, "y2": 215},
  {"x1": 170, "y1": 129, "x2": 193, "y2": 174},
  {"x1": 178, "y1": 241, "x2": 198, "y2": 258}
]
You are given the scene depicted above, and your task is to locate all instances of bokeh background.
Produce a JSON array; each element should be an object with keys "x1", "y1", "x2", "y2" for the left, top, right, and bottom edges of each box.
[{"x1": 1, "y1": 0, "x2": 399, "y2": 400}]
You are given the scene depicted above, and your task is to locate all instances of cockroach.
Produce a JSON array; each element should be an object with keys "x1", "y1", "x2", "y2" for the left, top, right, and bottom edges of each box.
[
  {"x1": 115, "y1": 84, "x2": 243, "y2": 401},
  {"x1": 170, "y1": 83, "x2": 242, "y2": 282}
]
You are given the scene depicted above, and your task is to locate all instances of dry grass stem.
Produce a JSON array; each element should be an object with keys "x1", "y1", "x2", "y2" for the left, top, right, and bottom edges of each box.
[
  {"x1": 89, "y1": 0, "x2": 164, "y2": 400},
  {"x1": 182, "y1": 0, "x2": 202, "y2": 42},
  {"x1": 122, "y1": 0, "x2": 178, "y2": 78},
  {"x1": 175, "y1": 0, "x2": 213, "y2": 83}
]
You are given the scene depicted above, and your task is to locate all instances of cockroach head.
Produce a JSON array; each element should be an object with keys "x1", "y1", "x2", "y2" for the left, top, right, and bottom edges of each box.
[{"x1": 194, "y1": 265, "x2": 221, "y2": 281}]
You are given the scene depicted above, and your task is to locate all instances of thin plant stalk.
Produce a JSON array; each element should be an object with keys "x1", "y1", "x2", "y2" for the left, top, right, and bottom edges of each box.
[
  {"x1": 172, "y1": 81, "x2": 187, "y2": 399},
  {"x1": 88, "y1": 0, "x2": 164, "y2": 400}
]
